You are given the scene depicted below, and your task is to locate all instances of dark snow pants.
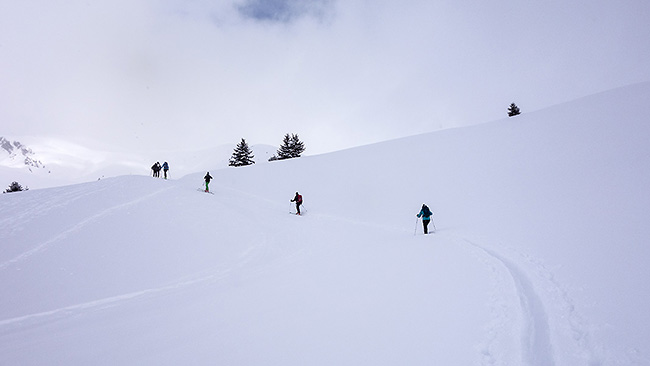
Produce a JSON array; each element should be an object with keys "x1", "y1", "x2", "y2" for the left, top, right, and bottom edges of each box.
[{"x1": 422, "y1": 218, "x2": 430, "y2": 234}]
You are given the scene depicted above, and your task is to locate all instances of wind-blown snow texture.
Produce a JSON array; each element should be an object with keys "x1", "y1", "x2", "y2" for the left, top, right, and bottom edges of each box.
[{"x1": 2, "y1": 83, "x2": 650, "y2": 365}]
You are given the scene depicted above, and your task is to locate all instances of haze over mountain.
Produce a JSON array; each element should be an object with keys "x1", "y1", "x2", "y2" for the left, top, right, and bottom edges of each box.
[
  {"x1": 0, "y1": 137, "x2": 277, "y2": 190},
  {"x1": 1, "y1": 83, "x2": 649, "y2": 364}
]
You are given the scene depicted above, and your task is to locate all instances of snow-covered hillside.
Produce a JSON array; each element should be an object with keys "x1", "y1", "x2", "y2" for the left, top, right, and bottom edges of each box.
[
  {"x1": 0, "y1": 137, "x2": 277, "y2": 191},
  {"x1": 1, "y1": 83, "x2": 650, "y2": 365}
]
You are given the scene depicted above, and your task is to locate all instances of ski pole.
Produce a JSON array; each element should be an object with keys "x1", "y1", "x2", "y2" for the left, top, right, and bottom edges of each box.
[
  {"x1": 414, "y1": 217, "x2": 419, "y2": 236},
  {"x1": 431, "y1": 215, "x2": 437, "y2": 233}
]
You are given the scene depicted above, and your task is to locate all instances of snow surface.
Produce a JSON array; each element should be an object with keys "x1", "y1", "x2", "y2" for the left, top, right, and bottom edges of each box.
[
  {"x1": 1, "y1": 83, "x2": 650, "y2": 365},
  {"x1": 0, "y1": 138, "x2": 278, "y2": 190}
]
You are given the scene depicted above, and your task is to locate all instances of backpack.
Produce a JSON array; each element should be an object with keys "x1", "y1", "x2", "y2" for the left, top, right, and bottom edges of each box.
[
  {"x1": 296, "y1": 194, "x2": 303, "y2": 204},
  {"x1": 422, "y1": 206, "x2": 432, "y2": 217}
]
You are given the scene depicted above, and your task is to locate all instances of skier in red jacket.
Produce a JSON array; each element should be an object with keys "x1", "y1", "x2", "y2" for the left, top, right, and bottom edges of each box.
[{"x1": 291, "y1": 192, "x2": 303, "y2": 215}]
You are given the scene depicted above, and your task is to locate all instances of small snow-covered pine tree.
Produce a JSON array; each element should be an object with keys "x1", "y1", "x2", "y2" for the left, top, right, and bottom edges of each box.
[
  {"x1": 508, "y1": 103, "x2": 521, "y2": 117},
  {"x1": 228, "y1": 138, "x2": 255, "y2": 167}
]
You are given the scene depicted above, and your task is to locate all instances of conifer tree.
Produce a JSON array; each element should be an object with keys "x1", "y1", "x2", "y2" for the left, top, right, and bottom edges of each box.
[
  {"x1": 276, "y1": 134, "x2": 293, "y2": 160},
  {"x1": 273, "y1": 133, "x2": 306, "y2": 160},
  {"x1": 508, "y1": 103, "x2": 521, "y2": 117},
  {"x1": 3, "y1": 181, "x2": 27, "y2": 193},
  {"x1": 228, "y1": 138, "x2": 255, "y2": 167},
  {"x1": 290, "y1": 133, "x2": 305, "y2": 158}
]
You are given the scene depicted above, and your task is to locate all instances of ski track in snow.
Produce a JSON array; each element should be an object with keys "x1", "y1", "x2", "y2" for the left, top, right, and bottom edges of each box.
[
  {"x1": 0, "y1": 239, "x2": 267, "y2": 332},
  {"x1": 460, "y1": 236, "x2": 601, "y2": 365},
  {"x1": 0, "y1": 185, "x2": 175, "y2": 271},
  {"x1": 0, "y1": 184, "x2": 112, "y2": 238},
  {"x1": 0, "y1": 267, "x2": 228, "y2": 332},
  {"x1": 0, "y1": 183, "x2": 606, "y2": 364},
  {"x1": 0, "y1": 182, "x2": 308, "y2": 335},
  {"x1": 460, "y1": 236, "x2": 554, "y2": 365},
  {"x1": 511, "y1": 248, "x2": 603, "y2": 365},
  {"x1": 0, "y1": 223, "x2": 307, "y2": 333}
]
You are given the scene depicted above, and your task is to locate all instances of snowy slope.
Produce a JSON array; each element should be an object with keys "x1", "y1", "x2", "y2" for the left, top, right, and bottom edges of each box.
[
  {"x1": 0, "y1": 138, "x2": 277, "y2": 190},
  {"x1": 1, "y1": 82, "x2": 650, "y2": 365}
]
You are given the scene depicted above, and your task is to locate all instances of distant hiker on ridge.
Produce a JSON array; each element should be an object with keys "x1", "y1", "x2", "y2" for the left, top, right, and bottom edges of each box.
[
  {"x1": 416, "y1": 204, "x2": 434, "y2": 234},
  {"x1": 291, "y1": 192, "x2": 303, "y2": 215},
  {"x1": 204, "y1": 172, "x2": 213, "y2": 192},
  {"x1": 151, "y1": 162, "x2": 161, "y2": 178},
  {"x1": 162, "y1": 161, "x2": 169, "y2": 179}
]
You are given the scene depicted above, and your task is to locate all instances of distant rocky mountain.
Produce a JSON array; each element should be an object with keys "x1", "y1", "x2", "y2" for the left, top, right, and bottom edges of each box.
[{"x1": 0, "y1": 136, "x2": 45, "y2": 171}]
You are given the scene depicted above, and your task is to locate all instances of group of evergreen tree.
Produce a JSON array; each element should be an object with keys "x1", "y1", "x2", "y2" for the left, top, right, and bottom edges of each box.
[
  {"x1": 270, "y1": 133, "x2": 305, "y2": 161},
  {"x1": 229, "y1": 133, "x2": 306, "y2": 167},
  {"x1": 224, "y1": 103, "x2": 522, "y2": 169},
  {"x1": 3, "y1": 181, "x2": 28, "y2": 193}
]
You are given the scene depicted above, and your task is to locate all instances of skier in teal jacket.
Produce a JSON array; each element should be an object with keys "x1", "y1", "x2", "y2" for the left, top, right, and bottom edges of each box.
[
  {"x1": 416, "y1": 204, "x2": 433, "y2": 234},
  {"x1": 162, "y1": 162, "x2": 169, "y2": 179}
]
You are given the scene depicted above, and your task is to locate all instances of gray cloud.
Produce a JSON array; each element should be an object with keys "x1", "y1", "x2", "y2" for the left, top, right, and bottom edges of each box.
[{"x1": 237, "y1": 0, "x2": 333, "y2": 23}]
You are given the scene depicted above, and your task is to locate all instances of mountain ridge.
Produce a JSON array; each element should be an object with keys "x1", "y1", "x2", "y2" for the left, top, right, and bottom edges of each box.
[{"x1": 0, "y1": 136, "x2": 46, "y2": 170}]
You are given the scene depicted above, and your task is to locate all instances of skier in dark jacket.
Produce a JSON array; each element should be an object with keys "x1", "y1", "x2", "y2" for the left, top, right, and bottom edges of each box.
[
  {"x1": 416, "y1": 204, "x2": 434, "y2": 234},
  {"x1": 151, "y1": 162, "x2": 161, "y2": 178},
  {"x1": 204, "y1": 172, "x2": 213, "y2": 192},
  {"x1": 162, "y1": 162, "x2": 169, "y2": 179},
  {"x1": 291, "y1": 192, "x2": 303, "y2": 215}
]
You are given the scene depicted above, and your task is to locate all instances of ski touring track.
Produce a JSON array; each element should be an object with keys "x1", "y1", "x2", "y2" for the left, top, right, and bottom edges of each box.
[
  {"x1": 0, "y1": 187, "x2": 307, "y2": 336},
  {"x1": 0, "y1": 182, "x2": 114, "y2": 239},
  {"x1": 0, "y1": 235, "x2": 276, "y2": 334},
  {"x1": 0, "y1": 182, "x2": 610, "y2": 364},
  {"x1": 456, "y1": 235, "x2": 602, "y2": 365},
  {"x1": 0, "y1": 185, "x2": 175, "y2": 271}
]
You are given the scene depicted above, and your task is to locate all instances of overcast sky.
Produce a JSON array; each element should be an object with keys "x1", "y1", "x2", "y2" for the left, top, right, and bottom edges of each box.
[{"x1": 1, "y1": 0, "x2": 649, "y2": 154}]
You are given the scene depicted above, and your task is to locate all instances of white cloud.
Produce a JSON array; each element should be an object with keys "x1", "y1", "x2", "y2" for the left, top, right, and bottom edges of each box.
[{"x1": 1, "y1": 0, "x2": 649, "y2": 154}]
